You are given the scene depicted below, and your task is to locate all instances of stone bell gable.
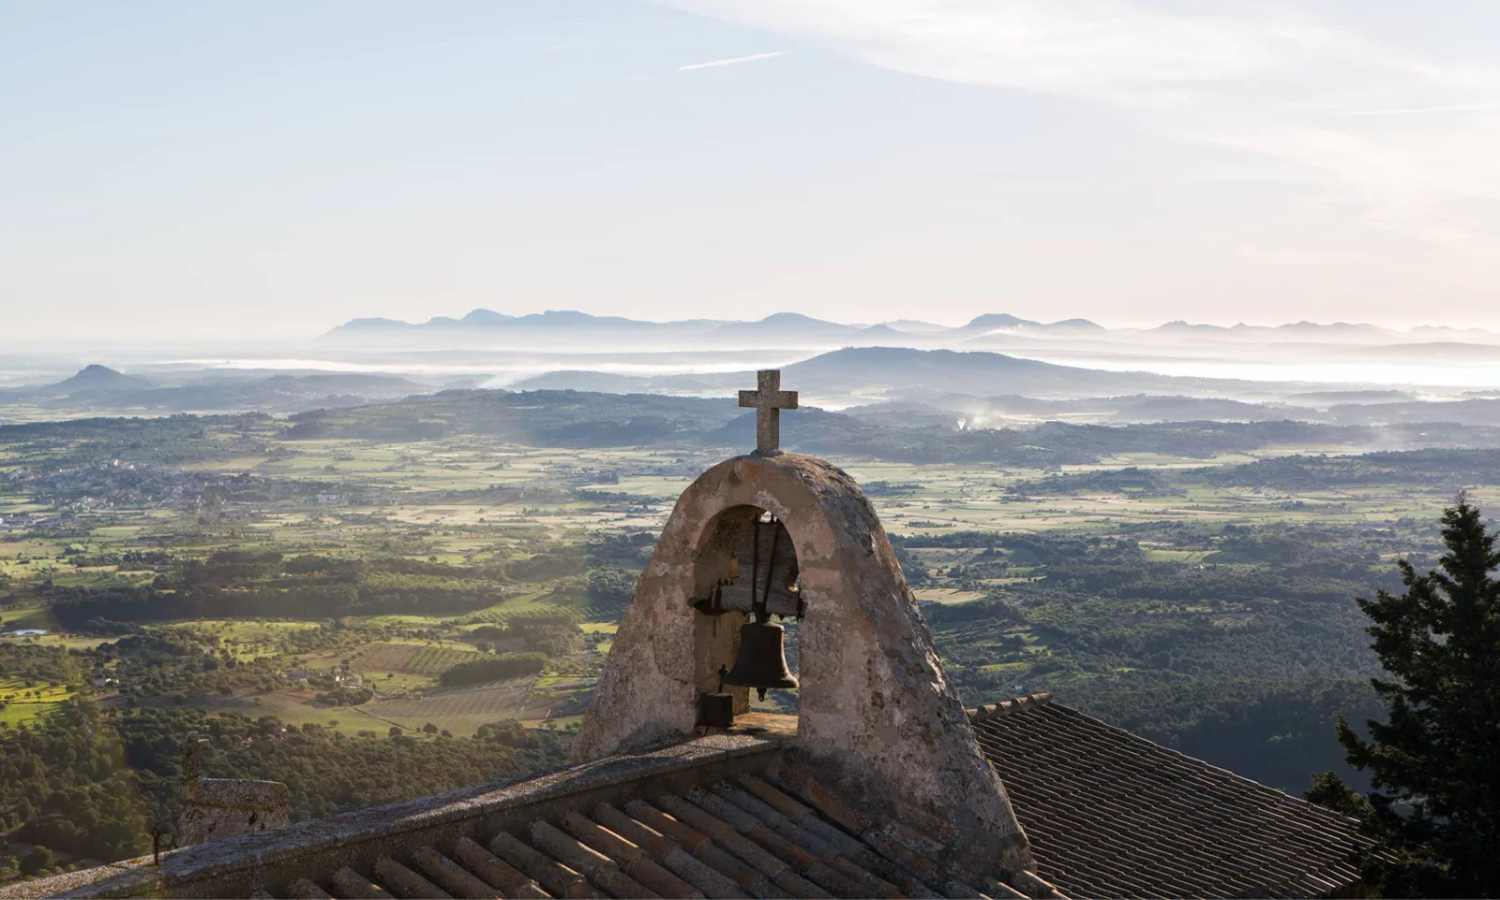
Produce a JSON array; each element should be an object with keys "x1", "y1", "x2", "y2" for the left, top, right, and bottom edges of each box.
[{"x1": 576, "y1": 450, "x2": 1033, "y2": 875}]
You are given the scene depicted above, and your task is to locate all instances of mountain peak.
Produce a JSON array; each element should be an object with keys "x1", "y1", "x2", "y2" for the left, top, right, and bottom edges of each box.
[
  {"x1": 962, "y1": 313, "x2": 1038, "y2": 331},
  {"x1": 51, "y1": 364, "x2": 146, "y2": 394},
  {"x1": 707, "y1": 312, "x2": 856, "y2": 339},
  {"x1": 65, "y1": 364, "x2": 129, "y2": 383},
  {"x1": 461, "y1": 308, "x2": 513, "y2": 324},
  {"x1": 1042, "y1": 318, "x2": 1105, "y2": 331}
]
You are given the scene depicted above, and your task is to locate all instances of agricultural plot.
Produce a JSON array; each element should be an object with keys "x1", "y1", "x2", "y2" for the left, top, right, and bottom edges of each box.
[
  {"x1": 0, "y1": 604, "x2": 56, "y2": 630},
  {"x1": 0, "y1": 678, "x2": 74, "y2": 727},
  {"x1": 193, "y1": 690, "x2": 381, "y2": 737},
  {"x1": 353, "y1": 642, "x2": 480, "y2": 676},
  {"x1": 27, "y1": 634, "x2": 116, "y2": 651},
  {"x1": 361, "y1": 678, "x2": 545, "y2": 736},
  {"x1": 913, "y1": 588, "x2": 988, "y2": 605},
  {"x1": 166, "y1": 620, "x2": 321, "y2": 660},
  {"x1": 460, "y1": 590, "x2": 579, "y2": 625}
]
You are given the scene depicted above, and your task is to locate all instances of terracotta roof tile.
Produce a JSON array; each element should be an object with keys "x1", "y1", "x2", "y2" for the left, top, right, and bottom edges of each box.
[
  {"x1": 592, "y1": 803, "x2": 749, "y2": 899},
  {"x1": 328, "y1": 866, "x2": 391, "y2": 899},
  {"x1": 623, "y1": 799, "x2": 778, "y2": 898},
  {"x1": 408, "y1": 847, "x2": 496, "y2": 900},
  {"x1": 451, "y1": 836, "x2": 549, "y2": 898},
  {"x1": 557, "y1": 810, "x2": 701, "y2": 898},
  {"x1": 734, "y1": 775, "x2": 939, "y2": 898},
  {"x1": 371, "y1": 857, "x2": 449, "y2": 899},
  {"x1": 969, "y1": 694, "x2": 1373, "y2": 898},
  {"x1": 655, "y1": 793, "x2": 832, "y2": 898},
  {"x1": 284, "y1": 878, "x2": 332, "y2": 900},
  {"x1": 488, "y1": 831, "x2": 599, "y2": 899},
  {"x1": 528, "y1": 820, "x2": 656, "y2": 898}
]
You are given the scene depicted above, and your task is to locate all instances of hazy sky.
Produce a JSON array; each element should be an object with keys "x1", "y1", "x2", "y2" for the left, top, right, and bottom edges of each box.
[{"x1": 5, "y1": 1, "x2": 1500, "y2": 342}]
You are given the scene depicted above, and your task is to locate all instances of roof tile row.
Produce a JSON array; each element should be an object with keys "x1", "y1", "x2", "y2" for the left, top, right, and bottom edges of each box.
[
  {"x1": 251, "y1": 772, "x2": 1012, "y2": 899},
  {"x1": 970, "y1": 694, "x2": 1373, "y2": 898}
]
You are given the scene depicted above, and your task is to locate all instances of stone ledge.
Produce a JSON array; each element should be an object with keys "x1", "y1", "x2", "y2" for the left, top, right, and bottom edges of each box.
[
  {"x1": 4, "y1": 732, "x2": 784, "y2": 899},
  {"x1": 178, "y1": 779, "x2": 291, "y2": 847}
]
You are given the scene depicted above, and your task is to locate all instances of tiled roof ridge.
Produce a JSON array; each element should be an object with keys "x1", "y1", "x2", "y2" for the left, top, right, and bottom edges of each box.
[
  {"x1": 12, "y1": 730, "x2": 1050, "y2": 900},
  {"x1": 1, "y1": 732, "x2": 786, "y2": 900},
  {"x1": 966, "y1": 691, "x2": 1054, "y2": 721}
]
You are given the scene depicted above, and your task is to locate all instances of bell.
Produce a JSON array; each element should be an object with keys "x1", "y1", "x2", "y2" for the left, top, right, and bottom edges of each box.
[{"x1": 723, "y1": 621, "x2": 798, "y2": 699}]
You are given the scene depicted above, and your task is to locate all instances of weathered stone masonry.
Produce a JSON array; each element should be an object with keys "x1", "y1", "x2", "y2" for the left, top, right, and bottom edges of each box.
[{"x1": 576, "y1": 451, "x2": 1033, "y2": 875}]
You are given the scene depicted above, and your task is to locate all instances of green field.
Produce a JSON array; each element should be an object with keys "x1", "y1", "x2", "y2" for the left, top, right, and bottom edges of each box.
[{"x1": 0, "y1": 678, "x2": 74, "y2": 727}]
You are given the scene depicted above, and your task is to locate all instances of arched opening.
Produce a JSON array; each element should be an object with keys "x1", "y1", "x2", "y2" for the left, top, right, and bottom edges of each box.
[{"x1": 690, "y1": 505, "x2": 802, "y2": 720}]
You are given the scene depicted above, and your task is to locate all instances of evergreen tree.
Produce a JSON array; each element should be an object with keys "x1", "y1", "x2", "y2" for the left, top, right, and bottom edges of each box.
[
  {"x1": 1336, "y1": 497, "x2": 1500, "y2": 897},
  {"x1": 1304, "y1": 771, "x2": 1372, "y2": 825}
]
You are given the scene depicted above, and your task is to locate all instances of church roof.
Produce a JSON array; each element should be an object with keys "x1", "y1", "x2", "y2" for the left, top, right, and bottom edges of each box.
[
  {"x1": 4, "y1": 720, "x2": 1051, "y2": 899},
  {"x1": 969, "y1": 693, "x2": 1373, "y2": 899},
  {"x1": 5, "y1": 702, "x2": 1374, "y2": 900},
  {"x1": 6, "y1": 698, "x2": 1376, "y2": 900}
]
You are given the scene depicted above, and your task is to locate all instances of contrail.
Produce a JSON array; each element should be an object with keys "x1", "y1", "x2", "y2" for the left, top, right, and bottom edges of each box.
[{"x1": 677, "y1": 51, "x2": 785, "y2": 72}]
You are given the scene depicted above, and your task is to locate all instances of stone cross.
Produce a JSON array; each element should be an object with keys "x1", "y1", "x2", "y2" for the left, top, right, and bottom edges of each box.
[{"x1": 738, "y1": 369, "x2": 798, "y2": 455}]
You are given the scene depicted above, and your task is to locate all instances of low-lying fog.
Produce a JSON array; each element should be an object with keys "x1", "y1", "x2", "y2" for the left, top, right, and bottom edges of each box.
[{"x1": 7, "y1": 314, "x2": 1500, "y2": 423}]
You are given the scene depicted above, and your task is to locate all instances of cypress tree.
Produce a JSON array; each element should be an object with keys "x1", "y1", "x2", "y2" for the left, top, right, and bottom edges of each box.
[{"x1": 1337, "y1": 497, "x2": 1500, "y2": 896}]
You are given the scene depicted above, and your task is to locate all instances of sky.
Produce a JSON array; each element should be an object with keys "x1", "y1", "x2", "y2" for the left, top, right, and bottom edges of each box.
[{"x1": 4, "y1": 0, "x2": 1500, "y2": 342}]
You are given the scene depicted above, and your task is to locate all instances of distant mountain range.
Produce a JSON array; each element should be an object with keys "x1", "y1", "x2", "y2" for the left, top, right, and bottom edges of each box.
[
  {"x1": 321, "y1": 308, "x2": 1115, "y2": 349},
  {"x1": 1148, "y1": 320, "x2": 1389, "y2": 339},
  {"x1": 321, "y1": 308, "x2": 1497, "y2": 349}
]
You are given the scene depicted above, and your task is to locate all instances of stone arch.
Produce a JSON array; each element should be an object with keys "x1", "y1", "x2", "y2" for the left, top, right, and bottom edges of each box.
[{"x1": 577, "y1": 452, "x2": 1032, "y2": 873}]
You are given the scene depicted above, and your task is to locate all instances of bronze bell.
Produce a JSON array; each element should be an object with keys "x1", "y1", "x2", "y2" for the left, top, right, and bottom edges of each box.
[{"x1": 723, "y1": 621, "x2": 798, "y2": 700}]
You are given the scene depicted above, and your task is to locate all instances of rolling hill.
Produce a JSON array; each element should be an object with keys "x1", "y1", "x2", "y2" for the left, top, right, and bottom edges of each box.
[
  {"x1": 0, "y1": 366, "x2": 427, "y2": 414},
  {"x1": 513, "y1": 346, "x2": 1271, "y2": 401}
]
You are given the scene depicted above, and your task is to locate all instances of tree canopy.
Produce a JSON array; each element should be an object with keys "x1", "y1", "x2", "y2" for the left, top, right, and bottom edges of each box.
[{"x1": 1331, "y1": 497, "x2": 1500, "y2": 897}]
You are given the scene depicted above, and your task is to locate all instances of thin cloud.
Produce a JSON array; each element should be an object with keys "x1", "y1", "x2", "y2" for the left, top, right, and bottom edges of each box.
[
  {"x1": 677, "y1": 50, "x2": 784, "y2": 72},
  {"x1": 1342, "y1": 102, "x2": 1500, "y2": 117},
  {"x1": 668, "y1": 1, "x2": 1500, "y2": 254}
]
